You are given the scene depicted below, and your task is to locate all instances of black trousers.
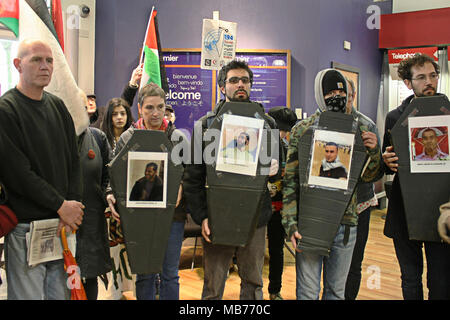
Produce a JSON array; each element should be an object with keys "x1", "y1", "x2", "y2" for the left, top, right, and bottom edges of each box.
[
  {"x1": 83, "y1": 277, "x2": 99, "y2": 300},
  {"x1": 393, "y1": 236, "x2": 450, "y2": 300},
  {"x1": 345, "y1": 206, "x2": 371, "y2": 300},
  {"x1": 267, "y1": 211, "x2": 285, "y2": 294}
]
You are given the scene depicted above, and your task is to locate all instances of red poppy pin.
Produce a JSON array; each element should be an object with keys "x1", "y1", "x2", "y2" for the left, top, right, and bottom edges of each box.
[{"x1": 88, "y1": 149, "x2": 95, "y2": 159}]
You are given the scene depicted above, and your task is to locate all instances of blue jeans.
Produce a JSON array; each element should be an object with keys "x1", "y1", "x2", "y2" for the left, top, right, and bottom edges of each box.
[
  {"x1": 5, "y1": 223, "x2": 70, "y2": 300},
  {"x1": 135, "y1": 221, "x2": 184, "y2": 300},
  {"x1": 296, "y1": 224, "x2": 356, "y2": 300}
]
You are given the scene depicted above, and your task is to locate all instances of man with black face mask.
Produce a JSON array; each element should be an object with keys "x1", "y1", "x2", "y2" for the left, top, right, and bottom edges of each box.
[
  {"x1": 315, "y1": 68, "x2": 348, "y2": 112},
  {"x1": 281, "y1": 68, "x2": 382, "y2": 300}
]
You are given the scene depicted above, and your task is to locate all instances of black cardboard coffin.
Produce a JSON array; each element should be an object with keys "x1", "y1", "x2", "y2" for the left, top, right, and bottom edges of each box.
[
  {"x1": 109, "y1": 130, "x2": 184, "y2": 274},
  {"x1": 390, "y1": 95, "x2": 450, "y2": 242},
  {"x1": 297, "y1": 111, "x2": 367, "y2": 256},
  {"x1": 204, "y1": 102, "x2": 277, "y2": 246}
]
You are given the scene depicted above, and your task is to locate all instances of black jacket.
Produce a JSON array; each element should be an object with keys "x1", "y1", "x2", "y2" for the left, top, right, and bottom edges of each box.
[
  {"x1": 319, "y1": 165, "x2": 347, "y2": 179},
  {"x1": 183, "y1": 100, "x2": 279, "y2": 228},
  {"x1": 121, "y1": 83, "x2": 139, "y2": 107},
  {"x1": 382, "y1": 95, "x2": 414, "y2": 239},
  {"x1": 129, "y1": 176, "x2": 163, "y2": 201},
  {"x1": 76, "y1": 128, "x2": 112, "y2": 278}
]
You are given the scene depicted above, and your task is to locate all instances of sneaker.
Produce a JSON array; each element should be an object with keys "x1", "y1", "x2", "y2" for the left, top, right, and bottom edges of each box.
[{"x1": 269, "y1": 292, "x2": 283, "y2": 300}]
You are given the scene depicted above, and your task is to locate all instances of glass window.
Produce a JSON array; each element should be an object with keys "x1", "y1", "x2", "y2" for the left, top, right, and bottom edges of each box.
[
  {"x1": 0, "y1": 38, "x2": 19, "y2": 95},
  {"x1": 0, "y1": 0, "x2": 51, "y2": 95}
]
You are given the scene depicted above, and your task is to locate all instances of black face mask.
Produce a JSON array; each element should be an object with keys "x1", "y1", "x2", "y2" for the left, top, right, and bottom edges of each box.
[{"x1": 324, "y1": 95, "x2": 347, "y2": 112}]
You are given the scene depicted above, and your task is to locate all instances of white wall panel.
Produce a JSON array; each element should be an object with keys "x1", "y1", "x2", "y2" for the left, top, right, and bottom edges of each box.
[
  {"x1": 62, "y1": 0, "x2": 96, "y2": 95},
  {"x1": 393, "y1": 0, "x2": 450, "y2": 13}
]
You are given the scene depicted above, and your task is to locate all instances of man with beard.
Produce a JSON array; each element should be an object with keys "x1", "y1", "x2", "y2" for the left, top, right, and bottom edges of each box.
[
  {"x1": 184, "y1": 60, "x2": 279, "y2": 300},
  {"x1": 223, "y1": 131, "x2": 254, "y2": 162},
  {"x1": 414, "y1": 128, "x2": 448, "y2": 161},
  {"x1": 382, "y1": 53, "x2": 450, "y2": 299},
  {"x1": 129, "y1": 162, "x2": 163, "y2": 202},
  {"x1": 319, "y1": 142, "x2": 348, "y2": 179}
]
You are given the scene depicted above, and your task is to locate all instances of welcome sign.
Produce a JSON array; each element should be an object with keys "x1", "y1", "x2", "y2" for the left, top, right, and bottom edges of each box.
[{"x1": 162, "y1": 49, "x2": 291, "y2": 135}]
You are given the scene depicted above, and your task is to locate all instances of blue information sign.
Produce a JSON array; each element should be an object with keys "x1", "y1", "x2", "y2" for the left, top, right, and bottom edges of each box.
[{"x1": 163, "y1": 49, "x2": 290, "y2": 134}]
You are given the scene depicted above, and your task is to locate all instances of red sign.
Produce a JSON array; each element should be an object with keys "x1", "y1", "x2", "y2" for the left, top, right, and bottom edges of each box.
[
  {"x1": 388, "y1": 47, "x2": 438, "y2": 64},
  {"x1": 380, "y1": 8, "x2": 450, "y2": 49}
]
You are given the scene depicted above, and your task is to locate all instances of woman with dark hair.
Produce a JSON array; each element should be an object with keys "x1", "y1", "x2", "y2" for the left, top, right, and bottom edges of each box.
[
  {"x1": 101, "y1": 98, "x2": 132, "y2": 155},
  {"x1": 98, "y1": 97, "x2": 134, "y2": 300}
]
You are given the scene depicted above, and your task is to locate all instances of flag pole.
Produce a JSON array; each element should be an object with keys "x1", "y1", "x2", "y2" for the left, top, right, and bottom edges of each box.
[{"x1": 139, "y1": 6, "x2": 155, "y2": 65}]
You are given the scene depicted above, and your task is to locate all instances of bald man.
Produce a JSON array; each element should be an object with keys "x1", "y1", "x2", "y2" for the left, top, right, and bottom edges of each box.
[{"x1": 0, "y1": 39, "x2": 84, "y2": 300}]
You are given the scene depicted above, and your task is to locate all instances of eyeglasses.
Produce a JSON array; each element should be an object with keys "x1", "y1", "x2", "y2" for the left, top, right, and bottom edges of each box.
[
  {"x1": 410, "y1": 73, "x2": 439, "y2": 82},
  {"x1": 226, "y1": 76, "x2": 251, "y2": 84}
]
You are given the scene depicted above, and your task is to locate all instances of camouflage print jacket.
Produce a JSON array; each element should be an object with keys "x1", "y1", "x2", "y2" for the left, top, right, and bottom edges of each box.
[{"x1": 281, "y1": 108, "x2": 383, "y2": 239}]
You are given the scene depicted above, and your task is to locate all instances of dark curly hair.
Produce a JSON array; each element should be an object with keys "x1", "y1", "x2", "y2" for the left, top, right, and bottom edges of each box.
[
  {"x1": 145, "y1": 162, "x2": 158, "y2": 171},
  {"x1": 397, "y1": 53, "x2": 440, "y2": 80},
  {"x1": 217, "y1": 59, "x2": 254, "y2": 88}
]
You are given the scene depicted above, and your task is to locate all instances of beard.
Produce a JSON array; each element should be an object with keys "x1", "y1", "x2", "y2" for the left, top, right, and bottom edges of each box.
[
  {"x1": 236, "y1": 141, "x2": 246, "y2": 150},
  {"x1": 424, "y1": 144, "x2": 437, "y2": 154},
  {"x1": 414, "y1": 84, "x2": 437, "y2": 97},
  {"x1": 227, "y1": 89, "x2": 250, "y2": 102}
]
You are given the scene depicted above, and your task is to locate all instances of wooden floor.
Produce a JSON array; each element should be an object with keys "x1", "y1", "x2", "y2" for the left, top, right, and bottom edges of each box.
[{"x1": 125, "y1": 208, "x2": 428, "y2": 300}]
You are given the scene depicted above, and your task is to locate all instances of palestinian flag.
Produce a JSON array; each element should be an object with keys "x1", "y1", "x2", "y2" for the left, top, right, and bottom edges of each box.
[
  {"x1": 19, "y1": 0, "x2": 89, "y2": 135},
  {"x1": 0, "y1": 0, "x2": 19, "y2": 37},
  {"x1": 51, "y1": 0, "x2": 64, "y2": 52},
  {"x1": 140, "y1": 8, "x2": 168, "y2": 93}
]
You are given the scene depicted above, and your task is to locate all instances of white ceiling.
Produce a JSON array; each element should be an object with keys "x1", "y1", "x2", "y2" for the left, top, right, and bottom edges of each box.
[{"x1": 393, "y1": 0, "x2": 450, "y2": 13}]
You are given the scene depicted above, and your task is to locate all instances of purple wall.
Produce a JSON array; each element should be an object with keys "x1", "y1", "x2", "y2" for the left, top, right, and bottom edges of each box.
[{"x1": 95, "y1": 0, "x2": 392, "y2": 129}]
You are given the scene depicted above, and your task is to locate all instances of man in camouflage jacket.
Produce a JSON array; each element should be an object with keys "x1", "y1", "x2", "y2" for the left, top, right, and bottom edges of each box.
[{"x1": 281, "y1": 69, "x2": 382, "y2": 300}]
